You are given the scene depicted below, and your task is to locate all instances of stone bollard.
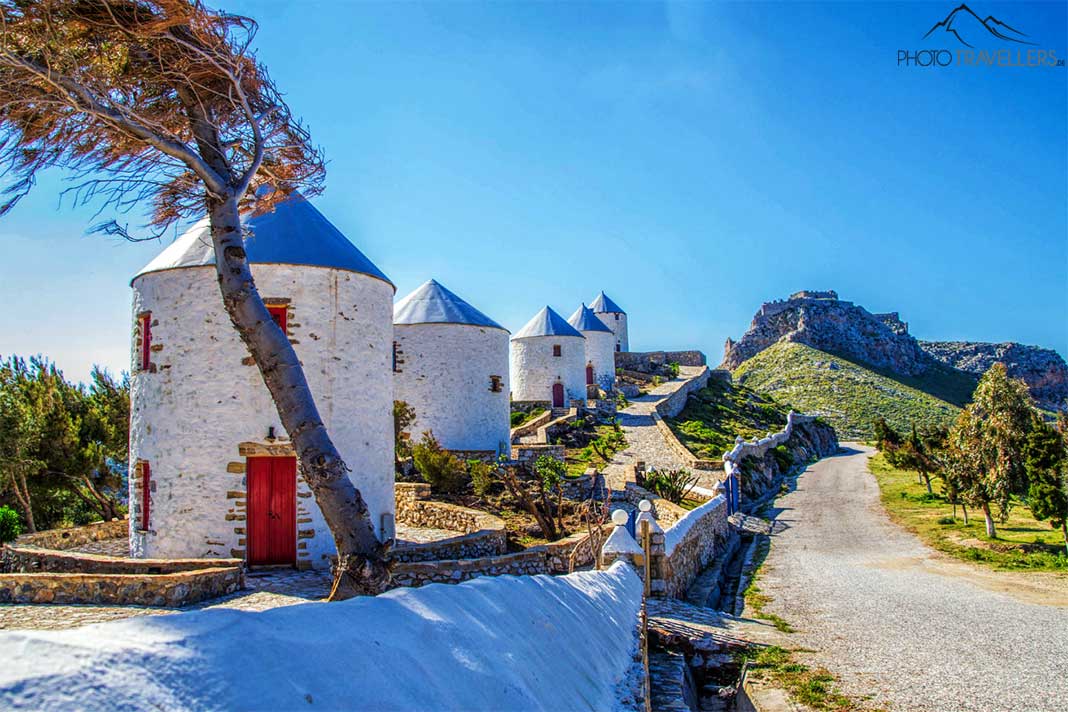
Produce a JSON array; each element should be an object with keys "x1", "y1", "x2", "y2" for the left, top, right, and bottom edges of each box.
[
  {"x1": 636, "y1": 500, "x2": 667, "y2": 598},
  {"x1": 601, "y1": 509, "x2": 645, "y2": 574}
]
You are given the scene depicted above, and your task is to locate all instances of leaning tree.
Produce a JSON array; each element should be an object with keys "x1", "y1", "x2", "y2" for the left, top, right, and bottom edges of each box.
[{"x1": 0, "y1": 0, "x2": 388, "y2": 598}]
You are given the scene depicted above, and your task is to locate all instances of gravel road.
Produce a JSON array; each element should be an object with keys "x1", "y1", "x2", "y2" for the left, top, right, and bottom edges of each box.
[{"x1": 756, "y1": 444, "x2": 1068, "y2": 712}]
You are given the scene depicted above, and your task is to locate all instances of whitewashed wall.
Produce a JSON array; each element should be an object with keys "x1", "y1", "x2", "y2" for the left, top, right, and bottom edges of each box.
[
  {"x1": 510, "y1": 335, "x2": 586, "y2": 403},
  {"x1": 583, "y1": 329, "x2": 618, "y2": 392},
  {"x1": 393, "y1": 323, "x2": 510, "y2": 453},
  {"x1": 597, "y1": 311, "x2": 629, "y2": 352},
  {"x1": 129, "y1": 264, "x2": 395, "y2": 569}
]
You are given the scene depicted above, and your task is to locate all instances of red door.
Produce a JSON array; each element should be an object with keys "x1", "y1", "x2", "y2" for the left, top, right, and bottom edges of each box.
[
  {"x1": 247, "y1": 456, "x2": 297, "y2": 566},
  {"x1": 586, "y1": 364, "x2": 594, "y2": 385},
  {"x1": 552, "y1": 383, "x2": 565, "y2": 408}
]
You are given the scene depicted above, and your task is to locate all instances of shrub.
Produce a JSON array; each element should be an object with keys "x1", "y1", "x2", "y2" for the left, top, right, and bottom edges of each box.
[
  {"x1": 412, "y1": 432, "x2": 468, "y2": 493},
  {"x1": 645, "y1": 469, "x2": 699, "y2": 504},
  {"x1": 667, "y1": 362, "x2": 680, "y2": 379},
  {"x1": 469, "y1": 459, "x2": 495, "y2": 497},
  {"x1": 772, "y1": 444, "x2": 793, "y2": 472},
  {"x1": 393, "y1": 400, "x2": 417, "y2": 464},
  {"x1": 0, "y1": 506, "x2": 21, "y2": 543}
]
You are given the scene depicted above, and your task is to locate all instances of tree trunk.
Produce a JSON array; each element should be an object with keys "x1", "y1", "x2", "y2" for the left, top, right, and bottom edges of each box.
[
  {"x1": 1062, "y1": 521, "x2": 1067, "y2": 557},
  {"x1": 981, "y1": 502, "x2": 996, "y2": 539},
  {"x1": 962, "y1": 504, "x2": 968, "y2": 525},
  {"x1": 921, "y1": 470, "x2": 932, "y2": 495},
  {"x1": 207, "y1": 196, "x2": 389, "y2": 599},
  {"x1": 12, "y1": 470, "x2": 35, "y2": 533}
]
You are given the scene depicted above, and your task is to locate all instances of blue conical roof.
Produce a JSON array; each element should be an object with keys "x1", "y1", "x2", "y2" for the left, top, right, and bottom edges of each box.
[
  {"x1": 567, "y1": 304, "x2": 612, "y2": 333},
  {"x1": 512, "y1": 306, "x2": 585, "y2": 340},
  {"x1": 394, "y1": 279, "x2": 506, "y2": 331},
  {"x1": 133, "y1": 193, "x2": 392, "y2": 287},
  {"x1": 590, "y1": 291, "x2": 625, "y2": 314}
]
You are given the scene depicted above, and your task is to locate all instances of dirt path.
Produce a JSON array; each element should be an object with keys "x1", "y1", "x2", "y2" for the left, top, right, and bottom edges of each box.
[{"x1": 755, "y1": 444, "x2": 1068, "y2": 712}]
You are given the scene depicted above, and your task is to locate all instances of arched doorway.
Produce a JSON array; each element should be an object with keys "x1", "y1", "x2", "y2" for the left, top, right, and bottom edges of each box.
[
  {"x1": 586, "y1": 364, "x2": 594, "y2": 385},
  {"x1": 552, "y1": 382, "x2": 565, "y2": 408}
]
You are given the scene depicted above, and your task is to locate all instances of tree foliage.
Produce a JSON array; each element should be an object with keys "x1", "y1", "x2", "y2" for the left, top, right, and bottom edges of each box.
[
  {"x1": 0, "y1": 355, "x2": 129, "y2": 532},
  {"x1": 1023, "y1": 414, "x2": 1068, "y2": 553},
  {"x1": 943, "y1": 364, "x2": 1035, "y2": 538}
]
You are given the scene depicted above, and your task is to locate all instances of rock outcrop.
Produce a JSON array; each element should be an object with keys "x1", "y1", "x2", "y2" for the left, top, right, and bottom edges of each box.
[
  {"x1": 739, "y1": 418, "x2": 839, "y2": 502},
  {"x1": 920, "y1": 341, "x2": 1068, "y2": 411},
  {"x1": 721, "y1": 291, "x2": 932, "y2": 376}
]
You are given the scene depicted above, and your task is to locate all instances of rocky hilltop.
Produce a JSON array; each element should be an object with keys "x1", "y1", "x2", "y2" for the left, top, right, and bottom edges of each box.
[
  {"x1": 722, "y1": 290, "x2": 1067, "y2": 412},
  {"x1": 721, "y1": 290, "x2": 932, "y2": 376},
  {"x1": 920, "y1": 341, "x2": 1068, "y2": 411}
]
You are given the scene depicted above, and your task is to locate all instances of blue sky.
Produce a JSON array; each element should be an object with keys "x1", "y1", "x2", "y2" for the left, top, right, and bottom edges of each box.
[{"x1": 1, "y1": 0, "x2": 1065, "y2": 382}]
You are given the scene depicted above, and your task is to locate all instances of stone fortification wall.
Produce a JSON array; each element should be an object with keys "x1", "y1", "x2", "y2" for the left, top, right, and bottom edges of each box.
[
  {"x1": 721, "y1": 291, "x2": 928, "y2": 376},
  {"x1": 615, "y1": 350, "x2": 707, "y2": 372}
]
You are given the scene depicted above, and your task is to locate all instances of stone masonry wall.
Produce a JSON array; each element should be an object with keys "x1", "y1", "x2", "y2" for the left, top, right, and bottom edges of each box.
[
  {"x1": 660, "y1": 495, "x2": 733, "y2": 598},
  {"x1": 615, "y1": 351, "x2": 707, "y2": 372},
  {"x1": 0, "y1": 566, "x2": 243, "y2": 607},
  {"x1": 392, "y1": 483, "x2": 507, "y2": 562},
  {"x1": 15, "y1": 519, "x2": 128, "y2": 551}
]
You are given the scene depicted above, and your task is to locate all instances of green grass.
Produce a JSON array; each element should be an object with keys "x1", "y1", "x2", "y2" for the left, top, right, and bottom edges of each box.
[
  {"x1": 510, "y1": 408, "x2": 545, "y2": 428},
  {"x1": 869, "y1": 453, "x2": 1068, "y2": 571},
  {"x1": 665, "y1": 377, "x2": 789, "y2": 459},
  {"x1": 733, "y1": 342, "x2": 962, "y2": 439},
  {"x1": 562, "y1": 424, "x2": 627, "y2": 477},
  {"x1": 743, "y1": 537, "x2": 795, "y2": 633},
  {"x1": 741, "y1": 646, "x2": 879, "y2": 712}
]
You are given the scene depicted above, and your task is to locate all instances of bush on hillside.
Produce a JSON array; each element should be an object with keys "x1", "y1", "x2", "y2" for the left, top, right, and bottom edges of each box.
[{"x1": 412, "y1": 432, "x2": 468, "y2": 494}]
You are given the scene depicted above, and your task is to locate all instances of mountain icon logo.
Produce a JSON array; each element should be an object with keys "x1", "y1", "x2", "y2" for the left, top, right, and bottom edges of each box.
[{"x1": 923, "y1": 4, "x2": 1037, "y2": 48}]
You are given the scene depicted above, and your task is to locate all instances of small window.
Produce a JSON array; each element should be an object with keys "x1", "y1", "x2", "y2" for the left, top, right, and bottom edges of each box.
[
  {"x1": 552, "y1": 344, "x2": 561, "y2": 357},
  {"x1": 392, "y1": 342, "x2": 401, "y2": 373},
  {"x1": 266, "y1": 304, "x2": 288, "y2": 333},
  {"x1": 614, "y1": 314, "x2": 620, "y2": 321},
  {"x1": 616, "y1": 344, "x2": 621, "y2": 352},
  {"x1": 140, "y1": 461, "x2": 152, "y2": 531},
  {"x1": 139, "y1": 313, "x2": 152, "y2": 371},
  {"x1": 490, "y1": 375, "x2": 503, "y2": 393}
]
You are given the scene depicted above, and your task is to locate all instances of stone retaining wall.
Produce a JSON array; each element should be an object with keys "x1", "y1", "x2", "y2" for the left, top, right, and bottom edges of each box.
[
  {"x1": 660, "y1": 495, "x2": 733, "y2": 598},
  {"x1": 2, "y1": 546, "x2": 243, "y2": 575},
  {"x1": 511, "y1": 443, "x2": 565, "y2": 464},
  {"x1": 15, "y1": 519, "x2": 128, "y2": 551},
  {"x1": 0, "y1": 566, "x2": 244, "y2": 607},
  {"x1": 615, "y1": 351, "x2": 707, "y2": 371},
  {"x1": 510, "y1": 409, "x2": 554, "y2": 441},
  {"x1": 391, "y1": 531, "x2": 593, "y2": 588},
  {"x1": 393, "y1": 483, "x2": 507, "y2": 563}
]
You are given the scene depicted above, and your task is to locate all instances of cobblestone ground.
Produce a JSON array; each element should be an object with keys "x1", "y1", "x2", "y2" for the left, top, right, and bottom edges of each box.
[
  {"x1": 603, "y1": 366, "x2": 704, "y2": 490},
  {"x1": 756, "y1": 445, "x2": 1068, "y2": 712},
  {"x1": 1, "y1": 525, "x2": 461, "y2": 632}
]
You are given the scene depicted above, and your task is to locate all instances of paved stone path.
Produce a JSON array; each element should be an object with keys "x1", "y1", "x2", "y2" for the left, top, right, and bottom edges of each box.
[
  {"x1": 756, "y1": 444, "x2": 1068, "y2": 712},
  {"x1": 604, "y1": 366, "x2": 704, "y2": 489}
]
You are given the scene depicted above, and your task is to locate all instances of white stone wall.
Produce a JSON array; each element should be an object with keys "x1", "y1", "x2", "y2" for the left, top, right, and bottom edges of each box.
[
  {"x1": 596, "y1": 311, "x2": 629, "y2": 352},
  {"x1": 582, "y1": 329, "x2": 617, "y2": 392},
  {"x1": 393, "y1": 323, "x2": 510, "y2": 453},
  {"x1": 510, "y1": 335, "x2": 586, "y2": 403},
  {"x1": 128, "y1": 264, "x2": 395, "y2": 569}
]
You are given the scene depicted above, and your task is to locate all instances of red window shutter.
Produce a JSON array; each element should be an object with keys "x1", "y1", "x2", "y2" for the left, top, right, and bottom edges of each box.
[
  {"x1": 141, "y1": 462, "x2": 151, "y2": 530},
  {"x1": 140, "y1": 313, "x2": 152, "y2": 371},
  {"x1": 267, "y1": 305, "x2": 287, "y2": 333}
]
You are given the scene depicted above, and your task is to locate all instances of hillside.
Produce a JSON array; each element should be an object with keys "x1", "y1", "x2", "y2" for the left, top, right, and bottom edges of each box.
[
  {"x1": 666, "y1": 376, "x2": 790, "y2": 459},
  {"x1": 920, "y1": 341, "x2": 1068, "y2": 411},
  {"x1": 733, "y1": 342, "x2": 960, "y2": 438}
]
